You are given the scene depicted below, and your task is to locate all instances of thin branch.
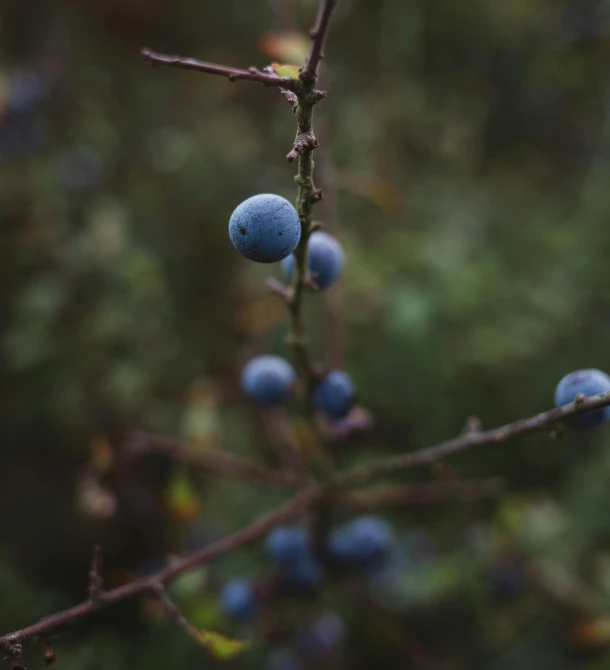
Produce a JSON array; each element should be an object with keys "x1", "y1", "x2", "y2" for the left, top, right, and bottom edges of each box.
[
  {"x1": 0, "y1": 488, "x2": 319, "y2": 649},
  {"x1": 140, "y1": 48, "x2": 298, "y2": 89},
  {"x1": 265, "y1": 276, "x2": 292, "y2": 300},
  {"x1": 336, "y1": 392, "x2": 610, "y2": 489},
  {"x1": 123, "y1": 432, "x2": 293, "y2": 490},
  {"x1": 151, "y1": 583, "x2": 205, "y2": 645},
  {"x1": 341, "y1": 477, "x2": 504, "y2": 510},
  {"x1": 301, "y1": 0, "x2": 340, "y2": 83}
]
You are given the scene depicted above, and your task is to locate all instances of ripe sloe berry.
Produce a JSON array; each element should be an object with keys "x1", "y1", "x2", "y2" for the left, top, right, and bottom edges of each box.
[
  {"x1": 265, "y1": 525, "x2": 322, "y2": 590},
  {"x1": 241, "y1": 355, "x2": 296, "y2": 405},
  {"x1": 554, "y1": 368, "x2": 610, "y2": 428},
  {"x1": 327, "y1": 515, "x2": 395, "y2": 571},
  {"x1": 229, "y1": 193, "x2": 301, "y2": 263},
  {"x1": 313, "y1": 370, "x2": 356, "y2": 419},
  {"x1": 219, "y1": 578, "x2": 258, "y2": 619},
  {"x1": 282, "y1": 231, "x2": 344, "y2": 290}
]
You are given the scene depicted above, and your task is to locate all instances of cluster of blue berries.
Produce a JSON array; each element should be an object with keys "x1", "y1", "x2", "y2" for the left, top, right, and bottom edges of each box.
[
  {"x1": 219, "y1": 516, "x2": 395, "y2": 616},
  {"x1": 228, "y1": 194, "x2": 345, "y2": 288},
  {"x1": 554, "y1": 368, "x2": 610, "y2": 428},
  {"x1": 229, "y1": 193, "x2": 354, "y2": 419},
  {"x1": 265, "y1": 525, "x2": 321, "y2": 590},
  {"x1": 241, "y1": 354, "x2": 356, "y2": 420},
  {"x1": 219, "y1": 517, "x2": 392, "y2": 666}
]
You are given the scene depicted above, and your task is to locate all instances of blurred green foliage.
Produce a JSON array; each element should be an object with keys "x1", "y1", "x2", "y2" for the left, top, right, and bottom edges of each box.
[{"x1": 3, "y1": 0, "x2": 610, "y2": 667}]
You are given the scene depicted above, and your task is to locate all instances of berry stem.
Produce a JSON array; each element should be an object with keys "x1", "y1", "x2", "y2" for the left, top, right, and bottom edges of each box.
[
  {"x1": 283, "y1": 0, "x2": 340, "y2": 407},
  {"x1": 287, "y1": 91, "x2": 322, "y2": 403}
]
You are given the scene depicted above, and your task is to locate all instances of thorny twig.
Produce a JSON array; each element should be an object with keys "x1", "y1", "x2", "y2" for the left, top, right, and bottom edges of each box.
[
  {"x1": 301, "y1": 0, "x2": 340, "y2": 84},
  {"x1": 334, "y1": 391, "x2": 610, "y2": 489},
  {"x1": 151, "y1": 584, "x2": 210, "y2": 648},
  {"x1": 0, "y1": 489, "x2": 318, "y2": 650},
  {"x1": 141, "y1": 48, "x2": 298, "y2": 88}
]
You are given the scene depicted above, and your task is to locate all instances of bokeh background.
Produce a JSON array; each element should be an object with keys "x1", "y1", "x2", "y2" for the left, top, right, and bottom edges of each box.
[{"x1": 3, "y1": 0, "x2": 610, "y2": 667}]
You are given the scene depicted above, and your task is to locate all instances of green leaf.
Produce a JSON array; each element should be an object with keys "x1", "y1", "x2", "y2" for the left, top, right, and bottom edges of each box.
[
  {"x1": 165, "y1": 469, "x2": 201, "y2": 521},
  {"x1": 270, "y1": 63, "x2": 301, "y2": 79},
  {"x1": 194, "y1": 629, "x2": 250, "y2": 660}
]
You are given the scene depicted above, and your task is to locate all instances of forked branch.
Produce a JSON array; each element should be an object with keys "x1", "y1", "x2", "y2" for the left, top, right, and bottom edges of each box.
[
  {"x1": 3, "y1": 393, "x2": 610, "y2": 648},
  {"x1": 0, "y1": 488, "x2": 319, "y2": 650}
]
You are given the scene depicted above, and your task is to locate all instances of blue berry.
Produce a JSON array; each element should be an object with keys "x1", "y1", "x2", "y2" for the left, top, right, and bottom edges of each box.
[
  {"x1": 265, "y1": 649, "x2": 304, "y2": 670},
  {"x1": 313, "y1": 370, "x2": 356, "y2": 419},
  {"x1": 241, "y1": 355, "x2": 296, "y2": 405},
  {"x1": 219, "y1": 578, "x2": 258, "y2": 619},
  {"x1": 265, "y1": 526, "x2": 322, "y2": 590},
  {"x1": 327, "y1": 516, "x2": 395, "y2": 570},
  {"x1": 281, "y1": 231, "x2": 344, "y2": 290},
  {"x1": 298, "y1": 612, "x2": 346, "y2": 657},
  {"x1": 554, "y1": 368, "x2": 610, "y2": 428},
  {"x1": 280, "y1": 554, "x2": 322, "y2": 589},
  {"x1": 266, "y1": 526, "x2": 311, "y2": 562},
  {"x1": 229, "y1": 193, "x2": 301, "y2": 263}
]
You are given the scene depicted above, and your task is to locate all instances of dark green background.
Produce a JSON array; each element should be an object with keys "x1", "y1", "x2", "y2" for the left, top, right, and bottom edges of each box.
[{"x1": 2, "y1": 0, "x2": 610, "y2": 667}]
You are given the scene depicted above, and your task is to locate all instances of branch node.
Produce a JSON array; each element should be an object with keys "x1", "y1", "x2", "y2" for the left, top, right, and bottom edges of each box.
[
  {"x1": 286, "y1": 133, "x2": 320, "y2": 162},
  {"x1": 308, "y1": 188, "x2": 323, "y2": 203},
  {"x1": 574, "y1": 392, "x2": 587, "y2": 406},
  {"x1": 280, "y1": 88, "x2": 299, "y2": 110}
]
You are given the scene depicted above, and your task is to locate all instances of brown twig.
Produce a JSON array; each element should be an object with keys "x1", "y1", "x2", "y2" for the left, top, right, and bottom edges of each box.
[
  {"x1": 335, "y1": 392, "x2": 610, "y2": 489},
  {"x1": 151, "y1": 583, "x2": 207, "y2": 645},
  {"x1": 279, "y1": 88, "x2": 299, "y2": 110},
  {"x1": 265, "y1": 276, "x2": 292, "y2": 300},
  {"x1": 0, "y1": 488, "x2": 319, "y2": 649},
  {"x1": 300, "y1": 0, "x2": 340, "y2": 84},
  {"x1": 123, "y1": 432, "x2": 293, "y2": 490},
  {"x1": 341, "y1": 477, "x2": 504, "y2": 510},
  {"x1": 5, "y1": 393, "x2": 610, "y2": 647},
  {"x1": 140, "y1": 48, "x2": 298, "y2": 89}
]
